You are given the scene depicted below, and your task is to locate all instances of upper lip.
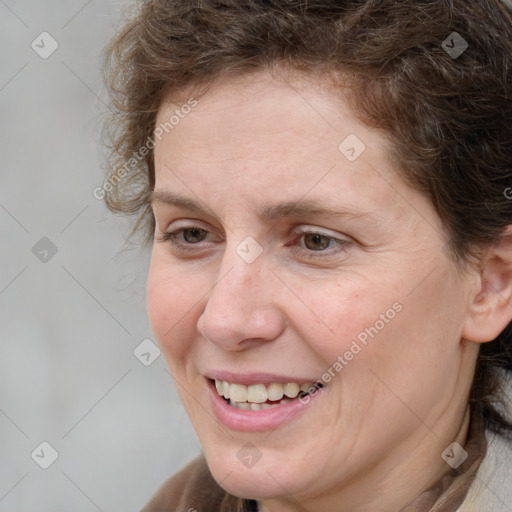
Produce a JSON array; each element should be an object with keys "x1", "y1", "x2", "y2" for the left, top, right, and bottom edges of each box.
[{"x1": 204, "y1": 371, "x2": 322, "y2": 386}]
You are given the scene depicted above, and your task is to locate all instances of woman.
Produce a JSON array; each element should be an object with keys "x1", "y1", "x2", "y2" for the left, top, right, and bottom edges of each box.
[{"x1": 102, "y1": 1, "x2": 512, "y2": 510}]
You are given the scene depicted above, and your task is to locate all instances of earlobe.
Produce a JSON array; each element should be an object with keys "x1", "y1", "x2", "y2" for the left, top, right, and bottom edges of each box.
[{"x1": 462, "y1": 229, "x2": 512, "y2": 344}]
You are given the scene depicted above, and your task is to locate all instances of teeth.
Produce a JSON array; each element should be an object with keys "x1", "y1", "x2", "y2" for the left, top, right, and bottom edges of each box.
[
  {"x1": 247, "y1": 384, "x2": 267, "y2": 403},
  {"x1": 222, "y1": 381, "x2": 230, "y2": 399},
  {"x1": 300, "y1": 383, "x2": 313, "y2": 393},
  {"x1": 229, "y1": 399, "x2": 283, "y2": 411},
  {"x1": 283, "y1": 382, "x2": 300, "y2": 398},
  {"x1": 229, "y1": 383, "x2": 248, "y2": 402},
  {"x1": 214, "y1": 379, "x2": 321, "y2": 406},
  {"x1": 227, "y1": 397, "x2": 296, "y2": 410},
  {"x1": 267, "y1": 383, "x2": 284, "y2": 401}
]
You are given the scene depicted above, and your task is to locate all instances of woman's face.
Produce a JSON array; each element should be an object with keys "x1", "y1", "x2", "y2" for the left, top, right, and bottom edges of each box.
[{"x1": 147, "y1": 70, "x2": 480, "y2": 507}]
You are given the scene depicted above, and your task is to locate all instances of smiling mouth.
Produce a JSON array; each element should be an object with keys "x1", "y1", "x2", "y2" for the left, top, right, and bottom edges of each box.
[{"x1": 212, "y1": 378, "x2": 324, "y2": 411}]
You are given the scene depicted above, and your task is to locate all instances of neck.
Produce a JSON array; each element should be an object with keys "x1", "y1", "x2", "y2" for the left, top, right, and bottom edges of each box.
[{"x1": 257, "y1": 404, "x2": 471, "y2": 512}]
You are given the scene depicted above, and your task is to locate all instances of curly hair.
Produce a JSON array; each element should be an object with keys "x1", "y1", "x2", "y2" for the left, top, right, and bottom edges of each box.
[{"x1": 102, "y1": 0, "x2": 512, "y2": 432}]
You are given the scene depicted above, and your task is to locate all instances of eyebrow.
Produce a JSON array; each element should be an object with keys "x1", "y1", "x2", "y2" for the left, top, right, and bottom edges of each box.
[{"x1": 149, "y1": 190, "x2": 375, "y2": 223}]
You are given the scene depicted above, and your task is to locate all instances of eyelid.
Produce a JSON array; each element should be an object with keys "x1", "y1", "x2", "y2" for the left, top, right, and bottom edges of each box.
[
  {"x1": 161, "y1": 223, "x2": 348, "y2": 241},
  {"x1": 293, "y1": 225, "x2": 351, "y2": 241},
  {"x1": 162, "y1": 218, "x2": 213, "y2": 231}
]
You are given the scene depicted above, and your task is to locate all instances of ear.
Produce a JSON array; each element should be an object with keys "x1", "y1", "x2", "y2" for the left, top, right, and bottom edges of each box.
[{"x1": 462, "y1": 227, "x2": 512, "y2": 343}]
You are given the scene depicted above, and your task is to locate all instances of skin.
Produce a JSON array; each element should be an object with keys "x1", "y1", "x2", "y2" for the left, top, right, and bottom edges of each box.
[{"x1": 146, "y1": 69, "x2": 512, "y2": 512}]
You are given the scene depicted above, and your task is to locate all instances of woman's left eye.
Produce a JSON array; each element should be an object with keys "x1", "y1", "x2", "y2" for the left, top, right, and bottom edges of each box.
[
  {"x1": 291, "y1": 229, "x2": 351, "y2": 258},
  {"x1": 299, "y1": 232, "x2": 339, "y2": 251}
]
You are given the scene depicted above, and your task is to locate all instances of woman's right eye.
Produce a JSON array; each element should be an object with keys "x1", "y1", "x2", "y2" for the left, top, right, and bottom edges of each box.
[
  {"x1": 172, "y1": 227, "x2": 208, "y2": 243},
  {"x1": 159, "y1": 227, "x2": 212, "y2": 250}
]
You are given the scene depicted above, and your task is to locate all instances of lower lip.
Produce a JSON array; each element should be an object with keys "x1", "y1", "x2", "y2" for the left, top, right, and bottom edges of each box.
[{"x1": 206, "y1": 379, "x2": 324, "y2": 432}]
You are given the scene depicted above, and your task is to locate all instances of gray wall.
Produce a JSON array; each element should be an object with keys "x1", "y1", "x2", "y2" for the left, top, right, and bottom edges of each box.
[{"x1": 1, "y1": 1, "x2": 200, "y2": 511}]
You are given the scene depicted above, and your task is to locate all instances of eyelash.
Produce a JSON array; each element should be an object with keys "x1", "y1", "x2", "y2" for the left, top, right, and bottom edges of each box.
[{"x1": 158, "y1": 226, "x2": 351, "y2": 259}]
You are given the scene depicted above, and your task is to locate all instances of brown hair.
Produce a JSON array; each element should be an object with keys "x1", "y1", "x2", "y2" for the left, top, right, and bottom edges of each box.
[{"x1": 102, "y1": 0, "x2": 512, "y2": 432}]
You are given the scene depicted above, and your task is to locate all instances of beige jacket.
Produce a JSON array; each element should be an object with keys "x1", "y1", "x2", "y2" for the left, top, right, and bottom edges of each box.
[{"x1": 457, "y1": 427, "x2": 512, "y2": 511}]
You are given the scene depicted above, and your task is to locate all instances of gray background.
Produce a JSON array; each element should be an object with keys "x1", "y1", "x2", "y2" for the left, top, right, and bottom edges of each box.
[{"x1": 0, "y1": 1, "x2": 200, "y2": 511}]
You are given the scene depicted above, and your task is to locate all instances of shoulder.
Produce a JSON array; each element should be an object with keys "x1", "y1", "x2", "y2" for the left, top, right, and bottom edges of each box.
[
  {"x1": 140, "y1": 456, "x2": 230, "y2": 512},
  {"x1": 458, "y1": 430, "x2": 512, "y2": 512},
  {"x1": 459, "y1": 376, "x2": 512, "y2": 512}
]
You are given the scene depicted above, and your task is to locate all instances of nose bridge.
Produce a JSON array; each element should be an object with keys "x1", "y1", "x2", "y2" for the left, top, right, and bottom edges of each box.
[
  {"x1": 213, "y1": 233, "x2": 269, "y2": 302},
  {"x1": 197, "y1": 238, "x2": 284, "y2": 348},
  {"x1": 208, "y1": 238, "x2": 266, "y2": 318}
]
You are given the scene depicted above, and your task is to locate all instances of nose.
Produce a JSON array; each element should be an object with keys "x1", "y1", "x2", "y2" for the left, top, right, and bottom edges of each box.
[{"x1": 196, "y1": 244, "x2": 286, "y2": 351}]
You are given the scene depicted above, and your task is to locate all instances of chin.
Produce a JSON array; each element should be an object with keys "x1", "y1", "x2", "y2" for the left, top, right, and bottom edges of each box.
[
  {"x1": 212, "y1": 468, "x2": 285, "y2": 501},
  {"x1": 205, "y1": 451, "x2": 308, "y2": 502}
]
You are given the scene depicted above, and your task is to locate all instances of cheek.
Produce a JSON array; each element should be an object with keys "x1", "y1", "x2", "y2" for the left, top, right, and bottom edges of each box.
[
  {"x1": 295, "y1": 271, "x2": 457, "y2": 405},
  {"x1": 293, "y1": 279, "x2": 401, "y2": 364},
  {"x1": 322, "y1": 275, "x2": 466, "y2": 418},
  {"x1": 146, "y1": 256, "x2": 204, "y2": 359}
]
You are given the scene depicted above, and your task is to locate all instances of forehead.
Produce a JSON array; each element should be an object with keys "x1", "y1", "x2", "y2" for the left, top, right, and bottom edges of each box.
[
  {"x1": 152, "y1": 70, "x2": 436, "y2": 229},
  {"x1": 155, "y1": 70, "x2": 360, "y2": 155}
]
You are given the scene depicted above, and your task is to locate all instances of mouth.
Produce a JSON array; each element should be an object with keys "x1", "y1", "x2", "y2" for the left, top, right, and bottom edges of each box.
[{"x1": 211, "y1": 378, "x2": 325, "y2": 411}]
